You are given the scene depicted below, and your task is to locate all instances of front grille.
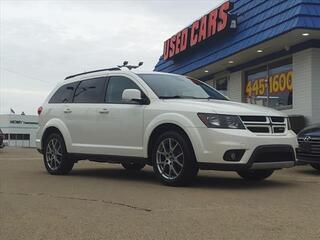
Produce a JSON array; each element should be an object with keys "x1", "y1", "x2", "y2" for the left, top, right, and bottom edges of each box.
[
  {"x1": 274, "y1": 127, "x2": 285, "y2": 133},
  {"x1": 247, "y1": 127, "x2": 270, "y2": 133},
  {"x1": 251, "y1": 145, "x2": 295, "y2": 163},
  {"x1": 297, "y1": 137, "x2": 320, "y2": 159},
  {"x1": 240, "y1": 116, "x2": 267, "y2": 122},
  {"x1": 271, "y1": 117, "x2": 285, "y2": 123},
  {"x1": 240, "y1": 116, "x2": 287, "y2": 134}
]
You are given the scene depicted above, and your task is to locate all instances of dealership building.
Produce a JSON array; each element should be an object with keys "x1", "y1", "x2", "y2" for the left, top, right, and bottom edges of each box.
[
  {"x1": 155, "y1": 0, "x2": 320, "y2": 124},
  {"x1": 0, "y1": 114, "x2": 39, "y2": 148}
]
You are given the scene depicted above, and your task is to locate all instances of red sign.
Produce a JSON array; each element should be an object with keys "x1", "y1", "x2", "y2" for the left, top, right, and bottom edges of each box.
[{"x1": 163, "y1": 1, "x2": 234, "y2": 61}]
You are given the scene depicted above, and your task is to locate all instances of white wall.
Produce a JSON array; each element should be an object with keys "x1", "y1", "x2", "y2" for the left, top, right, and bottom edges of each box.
[
  {"x1": 283, "y1": 49, "x2": 313, "y2": 122},
  {"x1": 228, "y1": 71, "x2": 243, "y2": 102},
  {"x1": 283, "y1": 48, "x2": 320, "y2": 124}
]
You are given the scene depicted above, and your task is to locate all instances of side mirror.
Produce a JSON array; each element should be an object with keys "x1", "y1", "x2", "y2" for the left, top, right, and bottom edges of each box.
[{"x1": 122, "y1": 89, "x2": 147, "y2": 104}]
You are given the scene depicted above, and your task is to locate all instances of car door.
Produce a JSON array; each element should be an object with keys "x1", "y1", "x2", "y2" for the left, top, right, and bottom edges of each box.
[
  {"x1": 95, "y1": 75, "x2": 147, "y2": 157},
  {"x1": 64, "y1": 77, "x2": 107, "y2": 154},
  {"x1": 47, "y1": 81, "x2": 79, "y2": 150}
]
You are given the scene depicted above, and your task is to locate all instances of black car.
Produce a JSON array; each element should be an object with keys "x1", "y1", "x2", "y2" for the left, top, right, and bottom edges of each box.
[
  {"x1": 0, "y1": 129, "x2": 4, "y2": 148},
  {"x1": 297, "y1": 124, "x2": 320, "y2": 170}
]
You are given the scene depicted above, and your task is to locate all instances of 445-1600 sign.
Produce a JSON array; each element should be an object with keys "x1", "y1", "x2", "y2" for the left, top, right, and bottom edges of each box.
[{"x1": 245, "y1": 70, "x2": 293, "y2": 97}]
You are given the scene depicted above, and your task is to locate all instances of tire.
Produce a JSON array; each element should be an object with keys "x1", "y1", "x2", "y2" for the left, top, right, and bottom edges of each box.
[
  {"x1": 237, "y1": 170, "x2": 274, "y2": 181},
  {"x1": 311, "y1": 163, "x2": 320, "y2": 171},
  {"x1": 121, "y1": 162, "x2": 145, "y2": 171},
  {"x1": 43, "y1": 133, "x2": 74, "y2": 175},
  {"x1": 151, "y1": 130, "x2": 198, "y2": 186}
]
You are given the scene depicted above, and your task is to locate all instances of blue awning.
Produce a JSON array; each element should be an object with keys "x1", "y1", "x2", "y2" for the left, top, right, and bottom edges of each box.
[{"x1": 154, "y1": 0, "x2": 320, "y2": 74}]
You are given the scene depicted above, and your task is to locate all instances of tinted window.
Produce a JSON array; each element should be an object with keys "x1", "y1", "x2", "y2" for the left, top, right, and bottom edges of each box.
[
  {"x1": 138, "y1": 74, "x2": 227, "y2": 100},
  {"x1": 106, "y1": 76, "x2": 140, "y2": 103},
  {"x1": 49, "y1": 82, "x2": 78, "y2": 103},
  {"x1": 73, "y1": 77, "x2": 106, "y2": 103}
]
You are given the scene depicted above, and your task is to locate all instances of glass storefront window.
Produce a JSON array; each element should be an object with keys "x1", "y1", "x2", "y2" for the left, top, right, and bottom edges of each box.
[
  {"x1": 215, "y1": 77, "x2": 228, "y2": 96},
  {"x1": 245, "y1": 58, "x2": 292, "y2": 110}
]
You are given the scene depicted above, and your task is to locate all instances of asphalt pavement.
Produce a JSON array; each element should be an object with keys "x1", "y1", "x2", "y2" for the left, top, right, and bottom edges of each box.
[{"x1": 1, "y1": 147, "x2": 320, "y2": 240}]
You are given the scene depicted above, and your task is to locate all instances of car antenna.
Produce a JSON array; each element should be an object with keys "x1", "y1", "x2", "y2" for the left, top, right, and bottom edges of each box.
[{"x1": 118, "y1": 61, "x2": 143, "y2": 70}]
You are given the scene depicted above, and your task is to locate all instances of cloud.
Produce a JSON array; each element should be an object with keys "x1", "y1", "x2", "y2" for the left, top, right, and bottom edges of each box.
[
  {"x1": 0, "y1": 88, "x2": 49, "y2": 115},
  {"x1": 0, "y1": 88, "x2": 48, "y2": 96},
  {"x1": 0, "y1": 0, "x2": 224, "y2": 114}
]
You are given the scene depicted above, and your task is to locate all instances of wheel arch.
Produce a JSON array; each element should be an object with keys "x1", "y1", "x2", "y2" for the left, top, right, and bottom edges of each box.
[
  {"x1": 146, "y1": 123, "x2": 199, "y2": 162},
  {"x1": 41, "y1": 119, "x2": 72, "y2": 152},
  {"x1": 144, "y1": 113, "x2": 204, "y2": 160}
]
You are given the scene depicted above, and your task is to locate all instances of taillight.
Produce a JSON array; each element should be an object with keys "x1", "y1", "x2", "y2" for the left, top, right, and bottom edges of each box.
[{"x1": 37, "y1": 106, "x2": 43, "y2": 115}]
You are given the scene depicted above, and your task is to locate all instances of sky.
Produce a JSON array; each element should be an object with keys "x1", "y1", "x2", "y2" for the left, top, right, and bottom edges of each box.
[{"x1": 0, "y1": 0, "x2": 225, "y2": 115}]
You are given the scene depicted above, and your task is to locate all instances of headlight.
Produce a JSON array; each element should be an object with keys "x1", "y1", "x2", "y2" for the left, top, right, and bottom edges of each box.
[{"x1": 197, "y1": 113, "x2": 245, "y2": 129}]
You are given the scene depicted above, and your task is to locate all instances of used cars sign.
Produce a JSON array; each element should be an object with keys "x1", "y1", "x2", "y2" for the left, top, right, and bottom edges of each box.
[{"x1": 163, "y1": 1, "x2": 234, "y2": 61}]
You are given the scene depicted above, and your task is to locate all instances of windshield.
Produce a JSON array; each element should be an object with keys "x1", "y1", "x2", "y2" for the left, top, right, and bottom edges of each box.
[{"x1": 138, "y1": 74, "x2": 228, "y2": 100}]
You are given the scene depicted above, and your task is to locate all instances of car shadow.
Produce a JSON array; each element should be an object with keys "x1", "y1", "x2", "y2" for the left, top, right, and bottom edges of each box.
[
  {"x1": 295, "y1": 168, "x2": 320, "y2": 176},
  {"x1": 70, "y1": 167, "x2": 158, "y2": 184},
  {"x1": 67, "y1": 167, "x2": 296, "y2": 190},
  {"x1": 192, "y1": 175, "x2": 295, "y2": 190}
]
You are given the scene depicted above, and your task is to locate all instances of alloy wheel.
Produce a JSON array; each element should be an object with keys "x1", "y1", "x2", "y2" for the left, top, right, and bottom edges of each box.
[
  {"x1": 156, "y1": 138, "x2": 184, "y2": 180},
  {"x1": 45, "y1": 138, "x2": 63, "y2": 171}
]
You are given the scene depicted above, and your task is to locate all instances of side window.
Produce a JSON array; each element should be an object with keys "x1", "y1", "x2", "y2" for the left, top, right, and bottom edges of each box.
[
  {"x1": 106, "y1": 76, "x2": 140, "y2": 104},
  {"x1": 49, "y1": 82, "x2": 78, "y2": 104},
  {"x1": 73, "y1": 77, "x2": 106, "y2": 103}
]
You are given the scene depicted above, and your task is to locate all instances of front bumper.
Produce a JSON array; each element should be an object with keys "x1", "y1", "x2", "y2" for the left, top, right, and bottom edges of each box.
[
  {"x1": 189, "y1": 127, "x2": 298, "y2": 170},
  {"x1": 296, "y1": 154, "x2": 320, "y2": 165},
  {"x1": 198, "y1": 145, "x2": 295, "y2": 171},
  {"x1": 296, "y1": 139, "x2": 320, "y2": 165}
]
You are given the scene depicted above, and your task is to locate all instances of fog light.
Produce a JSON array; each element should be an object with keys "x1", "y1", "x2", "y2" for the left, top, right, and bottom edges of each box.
[{"x1": 223, "y1": 150, "x2": 245, "y2": 162}]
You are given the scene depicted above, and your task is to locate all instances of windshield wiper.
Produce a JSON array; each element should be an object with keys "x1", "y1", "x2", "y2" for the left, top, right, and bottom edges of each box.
[
  {"x1": 208, "y1": 96, "x2": 229, "y2": 101},
  {"x1": 159, "y1": 95, "x2": 198, "y2": 99}
]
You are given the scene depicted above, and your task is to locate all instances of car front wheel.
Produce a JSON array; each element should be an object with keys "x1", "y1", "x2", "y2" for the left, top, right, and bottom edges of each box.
[
  {"x1": 237, "y1": 169, "x2": 274, "y2": 181},
  {"x1": 152, "y1": 130, "x2": 198, "y2": 186},
  {"x1": 43, "y1": 133, "x2": 74, "y2": 175}
]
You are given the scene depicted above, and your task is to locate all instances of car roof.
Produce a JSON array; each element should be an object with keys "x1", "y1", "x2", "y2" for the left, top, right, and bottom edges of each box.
[{"x1": 63, "y1": 69, "x2": 179, "y2": 83}]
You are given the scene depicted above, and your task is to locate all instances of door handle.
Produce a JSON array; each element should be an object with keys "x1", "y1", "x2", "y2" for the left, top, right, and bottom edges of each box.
[
  {"x1": 64, "y1": 108, "x2": 72, "y2": 114},
  {"x1": 99, "y1": 108, "x2": 109, "y2": 114}
]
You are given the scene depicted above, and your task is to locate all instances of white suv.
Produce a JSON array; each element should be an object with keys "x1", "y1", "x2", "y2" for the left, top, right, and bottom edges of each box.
[{"x1": 36, "y1": 69, "x2": 298, "y2": 186}]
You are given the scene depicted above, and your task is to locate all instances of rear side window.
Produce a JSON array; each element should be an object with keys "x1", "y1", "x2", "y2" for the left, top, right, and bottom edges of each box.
[
  {"x1": 105, "y1": 76, "x2": 140, "y2": 103},
  {"x1": 73, "y1": 77, "x2": 106, "y2": 103},
  {"x1": 49, "y1": 82, "x2": 78, "y2": 104}
]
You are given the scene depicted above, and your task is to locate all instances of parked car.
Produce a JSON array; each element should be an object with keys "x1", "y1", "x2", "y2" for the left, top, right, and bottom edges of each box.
[
  {"x1": 296, "y1": 124, "x2": 320, "y2": 170},
  {"x1": 36, "y1": 69, "x2": 298, "y2": 186},
  {"x1": 0, "y1": 129, "x2": 4, "y2": 148}
]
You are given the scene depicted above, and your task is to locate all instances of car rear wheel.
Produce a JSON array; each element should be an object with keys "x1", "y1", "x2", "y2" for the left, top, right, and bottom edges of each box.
[
  {"x1": 121, "y1": 162, "x2": 145, "y2": 171},
  {"x1": 237, "y1": 169, "x2": 274, "y2": 181},
  {"x1": 311, "y1": 163, "x2": 320, "y2": 171},
  {"x1": 43, "y1": 133, "x2": 74, "y2": 175},
  {"x1": 152, "y1": 130, "x2": 198, "y2": 186}
]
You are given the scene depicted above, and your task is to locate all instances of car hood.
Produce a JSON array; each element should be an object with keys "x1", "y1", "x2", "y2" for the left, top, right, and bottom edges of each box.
[
  {"x1": 298, "y1": 124, "x2": 320, "y2": 137},
  {"x1": 163, "y1": 99, "x2": 287, "y2": 117}
]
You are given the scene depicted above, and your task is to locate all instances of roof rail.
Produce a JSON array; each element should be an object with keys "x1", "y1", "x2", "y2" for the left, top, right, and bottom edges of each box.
[{"x1": 64, "y1": 67, "x2": 121, "y2": 80}]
